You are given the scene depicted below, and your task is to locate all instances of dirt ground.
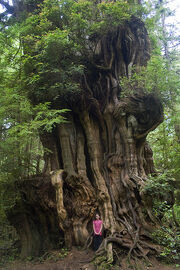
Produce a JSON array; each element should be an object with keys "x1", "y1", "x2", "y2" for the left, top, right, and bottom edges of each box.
[{"x1": 1, "y1": 247, "x2": 178, "y2": 270}]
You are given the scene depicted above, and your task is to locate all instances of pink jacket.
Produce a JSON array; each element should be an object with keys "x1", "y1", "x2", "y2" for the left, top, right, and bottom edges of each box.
[{"x1": 93, "y1": 220, "x2": 103, "y2": 235}]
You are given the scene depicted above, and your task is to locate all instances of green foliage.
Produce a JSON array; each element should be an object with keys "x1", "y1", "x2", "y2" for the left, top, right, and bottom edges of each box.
[
  {"x1": 0, "y1": 97, "x2": 68, "y2": 221},
  {"x1": 36, "y1": 248, "x2": 69, "y2": 263},
  {"x1": 0, "y1": 10, "x2": 71, "y2": 175},
  {"x1": 143, "y1": 173, "x2": 175, "y2": 197},
  {"x1": 0, "y1": 90, "x2": 68, "y2": 176},
  {"x1": 0, "y1": 18, "x2": 70, "y2": 235},
  {"x1": 120, "y1": 55, "x2": 180, "y2": 103},
  {"x1": 141, "y1": 0, "x2": 180, "y2": 196},
  {"x1": 0, "y1": 244, "x2": 19, "y2": 268},
  {"x1": 9, "y1": 102, "x2": 69, "y2": 134},
  {"x1": 143, "y1": 171, "x2": 180, "y2": 263},
  {"x1": 17, "y1": 0, "x2": 143, "y2": 102},
  {"x1": 152, "y1": 226, "x2": 180, "y2": 263},
  {"x1": 94, "y1": 255, "x2": 113, "y2": 270},
  {"x1": 174, "y1": 205, "x2": 180, "y2": 224},
  {"x1": 148, "y1": 118, "x2": 180, "y2": 178},
  {"x1": 58, "y1": 247, "x2": 69, "y2": 259},
  {"x1": 0, "y1": 217, "x2": 19, "y2": 267},
  {"x1": 143, "y1": 172, "x2": 177, "y2": 219}
]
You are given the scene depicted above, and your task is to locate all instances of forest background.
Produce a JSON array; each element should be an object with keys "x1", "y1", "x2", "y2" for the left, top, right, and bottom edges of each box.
[{"x1": 0, "y1": 0, "x2": 179, "y2": 268}]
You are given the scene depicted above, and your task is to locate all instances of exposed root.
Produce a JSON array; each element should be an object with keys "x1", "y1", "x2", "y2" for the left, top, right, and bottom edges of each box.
[
  {"x1": 88, "y1": 227, "x2": 160, "y2": 269},
  {"x1": 127, "y1": 225, "x2": 140, "y2": 260},
  {"x1": 83, "y1": 232, "x2": 93, "y2": 250}
]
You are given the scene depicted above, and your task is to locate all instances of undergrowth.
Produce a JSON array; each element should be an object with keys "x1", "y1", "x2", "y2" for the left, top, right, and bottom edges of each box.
[{"x1": 143, "y1": 173, "x2": 180, "y2": 264}]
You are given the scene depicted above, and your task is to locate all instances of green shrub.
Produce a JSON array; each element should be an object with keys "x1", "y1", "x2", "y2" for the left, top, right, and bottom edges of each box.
[{"x1": 152, "y1": 226, "x2": 180, "y2": 263}]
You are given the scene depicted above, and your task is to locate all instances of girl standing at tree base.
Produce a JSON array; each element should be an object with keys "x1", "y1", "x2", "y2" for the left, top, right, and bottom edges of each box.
[{"x1": 93, "y1": 213, "x2": 103, "y2": 251}]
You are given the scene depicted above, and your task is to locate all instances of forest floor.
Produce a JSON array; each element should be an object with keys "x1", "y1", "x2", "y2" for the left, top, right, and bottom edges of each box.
[{"x1": 0, "y1": 247, "x2": 179, "y2": 270}]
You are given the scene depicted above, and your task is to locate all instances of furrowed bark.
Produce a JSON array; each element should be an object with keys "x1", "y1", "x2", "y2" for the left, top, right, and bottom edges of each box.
[{"x1": 7, "y1": 14, "x2": 163, "y2": 265}]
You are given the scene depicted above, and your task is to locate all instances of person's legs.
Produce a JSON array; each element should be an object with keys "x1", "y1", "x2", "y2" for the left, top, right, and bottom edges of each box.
[
  {"x1": 93, "y1": 235, "x2": 103, "y2": 251},
  {"x1": 93, "y1": 235, "x2": 98, "y2": 251},
  {"x1": 98, "y1": 235, "x2": 103, "y2": 248}
]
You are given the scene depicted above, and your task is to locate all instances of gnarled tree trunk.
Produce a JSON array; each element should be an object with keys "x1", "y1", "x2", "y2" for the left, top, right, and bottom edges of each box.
[{"x1": 7, "y1": 14, "x2": 163, "y2": 264}]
